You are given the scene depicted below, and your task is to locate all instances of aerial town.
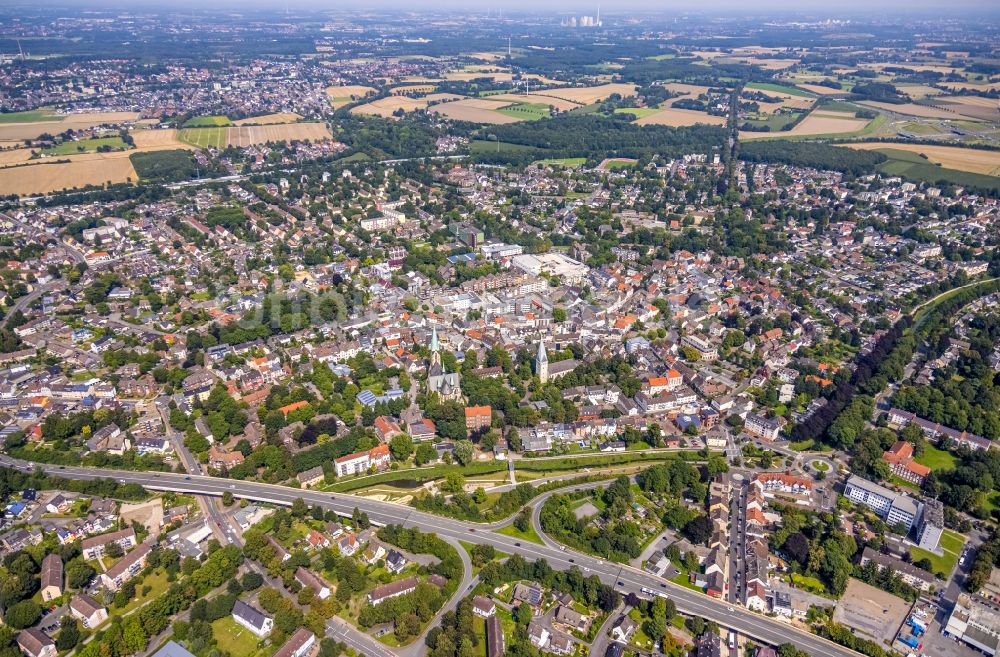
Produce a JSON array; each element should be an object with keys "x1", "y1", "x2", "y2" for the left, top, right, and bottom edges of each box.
[{"x1": 0, "y1": 7, "x2": 999, "y2": 657}]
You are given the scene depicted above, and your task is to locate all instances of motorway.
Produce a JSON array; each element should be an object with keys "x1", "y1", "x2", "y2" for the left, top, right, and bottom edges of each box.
[{"x1": 0, "y1": 457, "x2": 865, "y2": 657}]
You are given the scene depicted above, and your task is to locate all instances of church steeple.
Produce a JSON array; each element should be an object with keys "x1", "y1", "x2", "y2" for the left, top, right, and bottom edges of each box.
[
  {"x1": 429, "y1": 327, "x2": 442, "y2": 376},
  {"x1": 535, "y1": 339, "x2": 549, "y2": 383}
]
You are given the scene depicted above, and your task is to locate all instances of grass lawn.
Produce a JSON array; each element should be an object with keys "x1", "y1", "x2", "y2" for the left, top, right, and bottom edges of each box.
[
  {"x1": 914, "y1": 444, "x2": 957, "y2": 472},
  {"x1": 810, "y1": 460, "x2": 829, "y2": 471},
  {"x1": 211, "y1": 616, "x2": 266, "y2": 657},
  {"x1": 789, "y1": 439, "x2": 815, "y2": 451},
  {"x1": 911, "y1": 528, "x2": 965, "y2": 578},
  {"x1": 469, "y1": 139, "x2": 538, "y2": 155},
  {"x1": 179, "y1": 127, "x2": 228, "y2": 148},
  {"x1": 745, "y1": 82, "x2": 817, "y2": 98},
  {"x1": 742, "y1": 111, "x2": 804, "y2": 131},
  {"x1": 0, "y1": 108, "x2": 63, "y2": 124},
  {"x1": 495, "y1": 522, "x2": 544, "y2": 545},
  {"x1": 614, "y1": 107, "x2": 661, "y2": 119},
  {"x1": 495, "y1": 102, "x2": 551, "y2": 120},
  {"x1": 890, "y1": 475, "x2": 921, "y2": 492},
  {"x1": 115, "y1": 569, "x2": 169, "y2": 617},
  {"x1": 183, "y1": 115, "x2": 232, "y2": 127},
  {"x1": 789, "y1": 572, "x2": 826, "y2": 594},
  {"x1": 42, "y1": 137, "x2": 129, "y2": 156}
]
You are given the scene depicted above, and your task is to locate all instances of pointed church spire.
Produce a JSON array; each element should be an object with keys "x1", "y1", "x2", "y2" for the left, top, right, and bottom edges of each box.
[
  {"x1": 535, "y1": 338, "x2": 549, "y2": 383},
  {"x1": 430, "y1": 327, "x2": 439, "y2": 352}
]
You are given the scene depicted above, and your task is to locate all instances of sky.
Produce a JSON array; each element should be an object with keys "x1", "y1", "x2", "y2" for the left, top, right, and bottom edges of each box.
[{"x1": 20, "y1": 0, "x2": 1000, "y2": 12}]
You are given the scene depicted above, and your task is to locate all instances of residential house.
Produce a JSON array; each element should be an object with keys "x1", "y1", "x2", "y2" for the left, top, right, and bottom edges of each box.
[
  {"x1": 294, "y1": 568, "x2": 331, "y2": 600},
  {"x1": 232, "y1": 600, "x2": 273, "y2": 638},
  {"x1": 334, "y1": 444, "x2": 391, "y2": 477},
  {"x1": 273, "y1": 629, "x2": 316, "y2": 657},
  {"x1": 40, "y1": 553, "x2": 62, "y2": 602},
  {"x1": 16, "y1": 629, "x2": 56, "y2": 657},
  {"x1": 296, "y1": 466, "x2": 325, "y2": 489},
  {"x1": 472, "y1": 595, "x2": 496, "y2": 618},
  {"x1": 100, "y1": 540, "x2": 152, "y2": 591},
  {"x1": 82, "y1": 528, "x2": 137, "y2": 560},
  {"x1": 69, "y1": 593, "x2": 108, "y2": 628},
  {"x1": 368, "y1": 576, "x2": 418, "y2": 605}
]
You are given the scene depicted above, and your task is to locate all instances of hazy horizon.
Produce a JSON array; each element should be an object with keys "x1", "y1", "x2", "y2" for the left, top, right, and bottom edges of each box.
[{"x1": 4, "y1": 0, "x2": 1000, "y2": 15}]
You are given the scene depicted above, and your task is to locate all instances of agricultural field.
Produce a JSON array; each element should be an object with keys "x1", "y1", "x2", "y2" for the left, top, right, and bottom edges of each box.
[
  {"x1": 183, "y1": 115, "x2": 232, "y2": 127},
  {"x1": 846, "y1": 142, "x2": 1000, "y2": 176},
  {"x1": 495, "y1": 102, "x2": 551, "y2": 120},
  {"x1": 130, "y1": 128, "x2": 189, "y2": 150},
  {"x1": 745, "y1": 82, "x2": 817, "y2": 98},
  {"x1": 41, "y1": 136, "x2": 129, "y2": 156},
  {"x1": 351, "y1": 93, "x2": 462, "y2": 118},
  {"x1": 896, "y1": 84, "x2": 946, "y2": 100},
  {"x1": 326, "y1": 85, "x2": 377, "y2": 109},
  {"x1": 486, "y1": 93, "x2": 581, "y2": 112},
  {"x1": 390, "y1": 84, "x2": 438, "y2": 95},
  {"x1": 0, "y1": 111, "x2": 141, "y2": 144},
  {"x1": 0, "y1": 149, "x2": 37, "y2": 168},
  {"x1": 179, "y1": 127, "x2": 227, "y2": 148},
  {"x1": 532, "y1": 83, "x2": 637, "y2": 105},
  {"x1": 614, "y1": 107, "x2": 662, "y2": 119},
  {"x1": 233, "y1": 112, "x2": 302, "y2": 125},
  {"x1": 794, "y1": 83, "x2": 845, "y2": 96},
  {"x1": 0, "y1": 108, "x2": 63, "y2": 124},
  {"x1": 0, "y1": 151, "x2": 137, "y2": 196},
  {"x1": 932, "y1": 96, "x2": 1000, "y2": 121},
  {"x1": 635, "y1": 107, "x2": 726, "y2": 127},
  {"x1": 741, "y1": 109, "x2": 871, "y2": 139},
  {"x1": 431, "y1": 98, "x2": 521, "y2": 124},
  {"x1": 866, "y1": 147, "x2": 1000, "y2": 191},
  {"x1": 857, "y1": 101, "x2": 971, "y2": 120},
  {"x1": 180, "y1": 122, "x2": 332, "y2": 148}
]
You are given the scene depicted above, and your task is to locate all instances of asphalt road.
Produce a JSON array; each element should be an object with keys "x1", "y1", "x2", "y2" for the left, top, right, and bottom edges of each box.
[{"x1": 2, "y1": 456, "x2": 864, "y2": 657}]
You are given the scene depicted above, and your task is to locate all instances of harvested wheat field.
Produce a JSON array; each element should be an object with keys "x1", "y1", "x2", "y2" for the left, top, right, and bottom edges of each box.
[
  {"x1": 431, "y1": 98, "x2": 520, "y2": 124},
  {"x1": 390, "y1": 84, "x2": 438, "y2": 95},
  {"x1": 0, "y1": 149, "x2": 36, "y2": 168},
  {"x1": 662, "y1": 83, "x2": 713, "y2": 98},
  {"x1": 326, "y1": 85, "x2": 377, "y2": 109},
  {"x1": 0, "y1": 153, "x2": 137, "y2": 196},
  {"x1": 858, "y1": 101, "x2": 973, "y2": 120},
  {"x1": 0, "y1": 111, "x2": 141, "y2": 142},
  {"x1": 933, "y1": 96, "x2": 1000, "y2": 121},
  {"x1": 741, "y1": 110, "x2": 870, "y2": 139},
  {"x1": 533, "y1": 83, "x2": 637, "y2": 105},
  {"x1": 225, "y1": 122, "x2": 331, "y2": 147},
  {"x1": 484, "y1": 93, "x2": 580, "y2": 111},
  {"x1": 846, "y1": 142, "x2": 1000, "y2": 176},
  {"x1": 130, "y1": 128, "x2": 189, "y2": 150},
  {"x1": 234, "y1": 113, "x2": 303, "y2": 125},
  {"x1": 635, "y1": 107, "x2": 726, "y2": 127},
  {"x1": 326, "y1": 85, "x2": 377, "y2": 99},
  {"x1": 352, "y1": 94, "x2": 462, "y2": 118},
  {"x1": 897, "y1": 84, "x2": 946, "y2": 100},
  {"x1": 352, "y1": 96, "x2": 430, "y2": 117}
]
